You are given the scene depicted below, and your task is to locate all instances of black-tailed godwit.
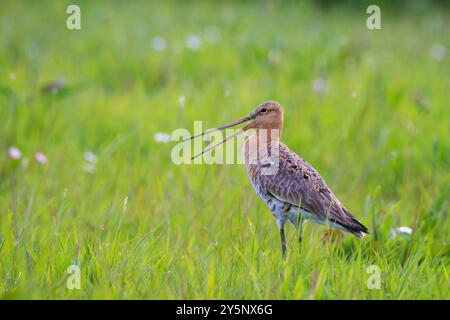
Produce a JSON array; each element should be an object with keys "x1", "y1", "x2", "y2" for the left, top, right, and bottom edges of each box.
[{"x1": 187, "y1": 101, "x2": 369, "y2": 258}]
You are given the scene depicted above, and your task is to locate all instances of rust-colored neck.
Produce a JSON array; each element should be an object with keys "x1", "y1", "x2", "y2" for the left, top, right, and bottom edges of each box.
[{"x1": 243, "y1": 129, "x2": 280, "y2": 164}]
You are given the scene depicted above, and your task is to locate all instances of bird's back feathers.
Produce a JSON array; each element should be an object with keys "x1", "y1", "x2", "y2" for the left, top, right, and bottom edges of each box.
[{"x1": 245, "y1": 140, "x2": 369, "y2": 237}]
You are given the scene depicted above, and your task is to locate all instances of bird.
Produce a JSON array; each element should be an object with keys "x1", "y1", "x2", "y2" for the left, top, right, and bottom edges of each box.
[{"x1": 185, "y1": 101, "x2": 369, "y2": 258}]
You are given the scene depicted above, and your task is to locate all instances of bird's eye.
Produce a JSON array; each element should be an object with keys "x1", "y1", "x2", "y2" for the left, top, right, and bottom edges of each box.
[{"x1": 260, "y1": 108, "x2": 268, "y2": 114}]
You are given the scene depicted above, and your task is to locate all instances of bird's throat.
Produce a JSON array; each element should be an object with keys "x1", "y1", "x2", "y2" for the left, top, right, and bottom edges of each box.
[{"x1": 243, "y1": 128, "x2": 281, "y2": 165}]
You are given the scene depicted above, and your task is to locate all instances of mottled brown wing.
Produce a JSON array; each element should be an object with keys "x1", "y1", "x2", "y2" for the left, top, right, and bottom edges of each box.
[{"x1": 258, "y1": 143, "x2": 368, "y2": 236}]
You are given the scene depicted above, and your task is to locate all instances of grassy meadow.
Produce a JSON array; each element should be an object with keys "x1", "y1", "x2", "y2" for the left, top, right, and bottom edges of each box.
[{"x1": 0, "y1": 1, "x2": 449, "y2": 299}]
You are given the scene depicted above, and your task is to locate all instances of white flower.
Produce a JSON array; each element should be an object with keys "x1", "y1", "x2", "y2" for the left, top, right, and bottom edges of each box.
[
  {"x1": 390, "y1": 226, "x2": 413, "y2": 239},
  {"x1": 9, "y1": 72, "x2": 16, "y2": 80},
  {"x1": 396, "y1": 226, "x2": 413, "y2": 235},
  {"x1": 154, "y1": 132, "x2": 170, "y2": 143},
  {"x1": 35, "y1": 152, "x2": 48, "y2": 164},
  {"x1": 430, "y1": 44, "x2": 446, "y2": 61},
  {"x1": 84, "y1": 151, "x2": 98, "y2": 164},
  {"x1": 185, "y1": 34, "x2": 202, "y2": 50},
  {"x1": 312, "y1": 79, "x2": 327, "y2": 93},
  {"x1": 151, "y1": 36, "x2": 166, "y2": 51},
  {"x1": 8, "y1": 146, "x2": 21, "y2": 159}
]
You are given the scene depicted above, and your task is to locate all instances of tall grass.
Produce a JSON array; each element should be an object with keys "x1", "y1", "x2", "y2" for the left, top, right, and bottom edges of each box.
[{"x1": 0, "y1": 0, "x2": 448, "y2": 299}]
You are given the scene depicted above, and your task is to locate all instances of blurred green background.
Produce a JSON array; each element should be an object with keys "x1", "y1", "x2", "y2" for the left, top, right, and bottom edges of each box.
[{"x1": 0, "y1": 0, "x2": 448, "y2": 299}]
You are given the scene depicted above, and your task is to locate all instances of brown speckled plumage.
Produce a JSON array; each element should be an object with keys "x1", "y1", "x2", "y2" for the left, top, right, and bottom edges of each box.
[
  {"x1": 189, "y1": 100, "x2": 368, "y2": 257},
  {"x1": 245, "y1": 140, "x2": 368, "y2": 237}
]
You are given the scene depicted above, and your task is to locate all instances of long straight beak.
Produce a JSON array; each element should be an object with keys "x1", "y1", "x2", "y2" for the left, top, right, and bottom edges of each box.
[
  {"x1": 184, "y1": 114, "x2": 254, "y2": 160},
  {"x1": 191, "y1": 127, "x2": 245, "y2": 160},
  {"x1": 182, "y1": 115, "x2": 252, "y2": 142}
]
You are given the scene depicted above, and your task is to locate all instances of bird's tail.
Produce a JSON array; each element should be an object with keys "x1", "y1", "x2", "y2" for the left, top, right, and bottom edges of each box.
[
  {"x1": 330, "y1": 207, "x2": 369, "y2": 238},
  {"x1": 342, "y1": 217, "x2": 369, "y2": 238}
]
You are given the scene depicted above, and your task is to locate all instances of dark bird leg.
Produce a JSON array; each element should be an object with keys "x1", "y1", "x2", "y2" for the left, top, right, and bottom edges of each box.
[
  {"x1": 297, "y1": 214, "x2": 305, "y2": 253},
  {"x1": 280, "y1": 227, "x2": 286, "y2": 259},
  {"x1": 277, "y1": 219, "x2": 287, "y2": 259}
]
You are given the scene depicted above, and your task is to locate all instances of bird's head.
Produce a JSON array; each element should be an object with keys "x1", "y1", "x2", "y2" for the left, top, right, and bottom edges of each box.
[
  {"x1": 184, "y1": 100, "x2": 284, "y2": 160},
  {"x1": 245, "y1": 101, "x2": 284, "y2": 131}
]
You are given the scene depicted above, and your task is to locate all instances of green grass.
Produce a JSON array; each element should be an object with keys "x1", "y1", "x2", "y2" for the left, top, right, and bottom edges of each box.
[{"x1": 0, "y1": 0, "x2": 449, "y2": 299}]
